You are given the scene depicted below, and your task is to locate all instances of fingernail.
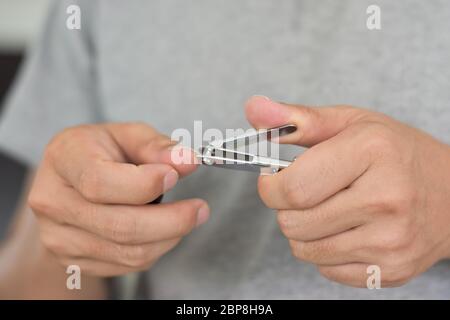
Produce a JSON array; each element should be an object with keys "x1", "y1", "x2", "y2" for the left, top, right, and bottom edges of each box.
[
  {"x1": 196, "y1": 204, "x2": 210, "y2": 227},
  {"x1": 168, "y1": 145, "x2": 198, "y2": 165},
  {"x1": 163, "y1": 170, "x2": 179, "y2": 192},
  {"x1": 170, "y1": 138, "x2": 183, "y2": 145},
  {"x1": 251, "y1": 95, "x2": 271, "y2": 101},
  {"x1": 251, "y1": 96, "x2": 292, "y2": 121}
]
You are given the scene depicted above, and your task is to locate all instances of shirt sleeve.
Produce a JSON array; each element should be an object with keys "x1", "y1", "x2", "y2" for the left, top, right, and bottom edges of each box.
[{"x1": 0, "y1": 0, "x2": 102, "y2": 166}]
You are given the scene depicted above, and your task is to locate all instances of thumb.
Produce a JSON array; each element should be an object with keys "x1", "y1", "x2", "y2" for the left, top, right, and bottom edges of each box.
[
  {"x1": 245, "y1": 96, "x2": 364, "y2": 147},
  {"x1": 103, "y1": 122, "x2": 198, "y2": 176}
]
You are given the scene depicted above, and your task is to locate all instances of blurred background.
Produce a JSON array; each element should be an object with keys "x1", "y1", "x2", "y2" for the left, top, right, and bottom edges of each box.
[{"x1": 0, "y1": 0, "x2": 51, "y2": 239}]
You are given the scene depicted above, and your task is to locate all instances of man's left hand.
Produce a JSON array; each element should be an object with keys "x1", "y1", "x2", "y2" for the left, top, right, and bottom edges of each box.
[{"x1": 246, "y1": 96, "x2": 450, "y2": 287}]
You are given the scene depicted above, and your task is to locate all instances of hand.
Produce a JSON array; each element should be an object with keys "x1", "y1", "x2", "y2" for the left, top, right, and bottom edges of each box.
[
  {"x1": 246, "y1": 96, "x2": 450, "y2": 287},
  {"x1": 28, "y1": 123, "x2": 209, "y2": 277}
]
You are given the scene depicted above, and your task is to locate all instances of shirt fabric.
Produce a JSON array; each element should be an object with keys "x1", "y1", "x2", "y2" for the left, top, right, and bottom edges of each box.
[{"x1": 1, "y1": 0, "x2": 450, "y2": 299}]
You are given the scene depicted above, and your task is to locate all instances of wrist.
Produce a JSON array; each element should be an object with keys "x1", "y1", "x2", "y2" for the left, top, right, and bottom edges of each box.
[
  {"x1": 0, "y1": 208, "x2": 107, "y2": 299},
  {"x1": 436, "y1": 143, "x2": 450, "y2": 260}
]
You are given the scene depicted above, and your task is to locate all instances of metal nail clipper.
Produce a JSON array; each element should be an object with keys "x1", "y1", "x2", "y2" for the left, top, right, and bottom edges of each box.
[{"x1": 197, "y1": 124, "x2": 297, "y2": 175}]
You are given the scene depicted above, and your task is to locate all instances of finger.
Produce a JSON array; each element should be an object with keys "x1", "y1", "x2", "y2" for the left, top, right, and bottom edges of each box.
[
  {"x1": 58, "y1": 256, "x2": 148, "y2": 277},
  {"x1": 289, "y1": 226, "x2": 370, "y2": 266},
  {"x1": 318, "y1": 263, "x2": 408, "y2": 288},
  {"x1": 317, "y1": 263, "x2": 371, "y2": 288},
  {"x1": 277, "y1": 186, "x2": 372, "y2": 241},
  {"x1": 39, "y1": 218, "x2": 180, "y2": 268},
  {"x1": 57, "y1": 186, "x2": 210, "y2": 244},
  {"x1": 72, "y1": 161, "x2": 178, "y2": 205},
  {"x1": 245, "y1": 96, "x2": 365, "y2": 147},
  {"x1": 46, "y1": 142, "x2": 182, "y2": 205},
  {"x1": 31, "y1": 168, "x2": 210, "y2": 244},
  {"x1": 50, "y1": 126, "x2": 196, "y2": 204},
  {"x1": 319, "y1": 261, "x2": 416, "y2": 288},
  {"x1": 258, "y1": 124, "x2": 372, "y2": 209},
  {"x1": 103, "y1": 123, "x2": 198, "y2": 176}
]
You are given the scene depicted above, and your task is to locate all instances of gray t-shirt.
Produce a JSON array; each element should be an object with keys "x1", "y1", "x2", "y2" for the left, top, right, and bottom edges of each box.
[{"x1": 1, "y1": 0, "x2": 450, "y2": 299}]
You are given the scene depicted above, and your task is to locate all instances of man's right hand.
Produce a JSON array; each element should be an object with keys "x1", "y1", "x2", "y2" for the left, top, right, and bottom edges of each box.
[{"x1": 28, "y1": 123, "x2": 209, "y2": 277}]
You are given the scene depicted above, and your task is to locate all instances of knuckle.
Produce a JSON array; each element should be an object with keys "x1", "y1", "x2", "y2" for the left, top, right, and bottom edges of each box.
[
  {"x1": 127, "y1": 122, "x2": 153, "y2": 134},
  {"x1": 257, "y1": 177, "x2": 274, "y2": 208},
  {"x1": 382, "y1": 265, "x2": 416, "y2": 287},
  {"x1": 369, "y1": 185, "x2": 417, "y2": 215},
  {"x1": 117, "y1": 245, "x2": 161, "y2": 271},
  {"x1": 387, "y1": 185, "x2": 417, "y2": 214},
  {"x1": 361, "y1": 124, "x2": 397, "y2": 158},
  {"x1": 28, "y1": 191, "x2": 51, "y2": 216},
  {"x1": 57, "y1": 257, "x2": 74, "y2": 269},
  {"x1": 318, "y1": 266, "x2": 366, "y2": 288},
  {"x1": 134, "y1": 260, "x2": 156, "y2": 272},
  {"x1": 333, "y1": 105, "x2": 368, "y2": 127},
  {"x1": 368, "y1": 195, "x2": 395, "y2": 215},
  {"x1": 317, "y1": 266, "x2": 342, "y2": 283},
  {"x1": 42, "y1": 144, "x2": 57, "y2": 164},
  {"x1": 333, "y1": 104, "x2": 353, "y2": 111},
  {"x1": 28, "y1": 192, "x2": 64, "y2": 223},
  {"x1": 40, "y1": 233, "x2": 66, "y2": 256},
  {"x1": 375, "y1": 226, "x2": 412, "y2": 252},
  {"x1": 292, "y1": 239, "x2": 335, "y2": 263},
  {"x1": 106, "y1": 214, "x2": 138, "y2": 244},
  {"x1": 173, "y1": 204, "x2": 198, "y2": 236},
  {"x1": 277, "y1": 211, "x2": 297, "y2": 238},
  {"x1": 120, "y1": 245, "x2": 149, "y2": 268},
  {"x1": 377, "y1": 233, "x2": 402, "y2": 252},
  {"x1": 318, "y1": 266, "x2": 334, "y2": 280},
  {"x1": 290, "y1": 240, "x2": 318, "y2": 262},
  {"x1": 44, "y1": 130, "x2": 70, "y2": 161},
  {"x1": 138, "y1": 134, "x2": 166, "y2": 159},
  {"x1": 283, "y1": 176, "x2": 312, "y2": 208},
  {"x1": 78, "y1": 162, "x2": 103, "y2": 203},
  {"x1": 47, "y1": 126, "x2": 93, "y2": 159},
  {"x1": 83, "y1": 240, "x2": 108, "y2": 261},
  {"x1": 289, "y1": 240, "x2": 303, "y2": 260}
]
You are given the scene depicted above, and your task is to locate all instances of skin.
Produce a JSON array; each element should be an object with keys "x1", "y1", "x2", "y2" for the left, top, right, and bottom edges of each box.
[
  {"x1": 1, "y1": 96, "x2": 450, "y2": 297},
  {"x1": 0, "y1": 122, "x2": 210, "y2": 298},
  {"x1": 245, "y1": 95, "x2": 450, "y2": 287},
  {"x1": 0, "y1": 199, "x2": 107, "y2": 299},
  {"x1": 28, "y1": 123, "x2": 210, "y2": 277}
]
